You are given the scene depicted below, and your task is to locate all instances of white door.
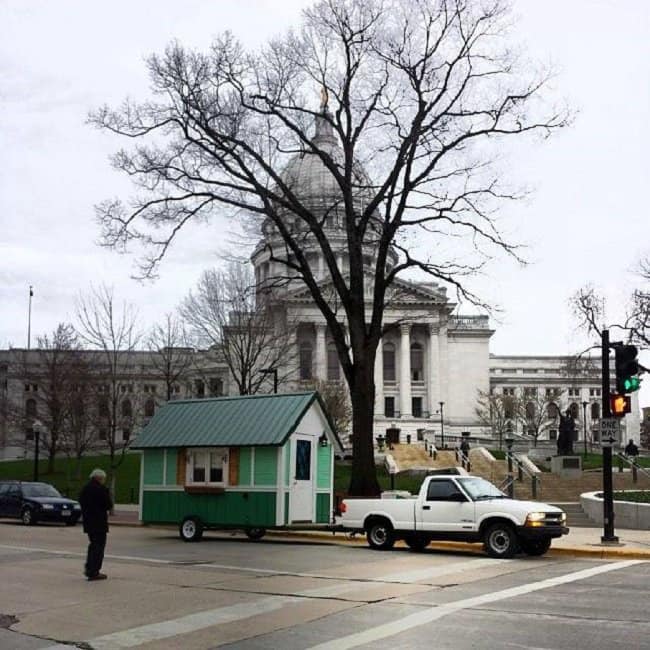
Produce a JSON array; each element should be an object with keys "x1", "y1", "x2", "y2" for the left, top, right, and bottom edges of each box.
[
  {"x1": 418, "y1": 479, "x2": 476, "y2": 533},
  {"x1": 289, "y1": 436, "x2": 314, "y2": 523}
]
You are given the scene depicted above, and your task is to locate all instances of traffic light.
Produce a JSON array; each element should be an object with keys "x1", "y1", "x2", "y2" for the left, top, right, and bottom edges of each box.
[
  {"x1": 614, "y1": 344, "x2": 641, "y2": 393},
  {"x1": 610, "y1": 393, "x2": 631, "y2": 418}
]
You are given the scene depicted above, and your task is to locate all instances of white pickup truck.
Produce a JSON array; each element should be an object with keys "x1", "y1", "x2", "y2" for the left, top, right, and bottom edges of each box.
[{"x1": 336, "y1": 474, "x2": 568, "y2": 558}]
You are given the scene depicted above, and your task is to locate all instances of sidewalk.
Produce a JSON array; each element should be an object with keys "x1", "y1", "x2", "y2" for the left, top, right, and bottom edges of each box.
[{"x1": 110, "y1": 505, "x2": 650, "y2": 560}]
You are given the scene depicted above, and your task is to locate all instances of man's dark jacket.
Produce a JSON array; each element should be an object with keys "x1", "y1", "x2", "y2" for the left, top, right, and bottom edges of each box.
[{"x1": 79, "y1": 479, "x2": 113, "y2": 535}]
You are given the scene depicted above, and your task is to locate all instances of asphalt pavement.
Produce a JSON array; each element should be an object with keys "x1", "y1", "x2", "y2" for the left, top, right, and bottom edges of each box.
[{"x1": 110, "y1": 504, "x2": 650, "y2": 560}]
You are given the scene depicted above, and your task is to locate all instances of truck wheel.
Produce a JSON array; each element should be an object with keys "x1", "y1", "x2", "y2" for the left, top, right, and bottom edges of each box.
[
  {"x1": 366, "y1": 519, "x2": 395, "y2": 550},
  {"x1": 520, "y1": 538, "x2": 551, "y2": 556},
  {"x1": 404, "y1": 534, "x2": 429, "y2": 552},
  {"x1": 483, "y1": 522, "x2": 518, "y2": 558},
  {"x1": 245, "y1": 527, "x2": 266, "y2": 540},
  {"x1": 179, "y1": 516, "x2": 204, "y2": 542}
]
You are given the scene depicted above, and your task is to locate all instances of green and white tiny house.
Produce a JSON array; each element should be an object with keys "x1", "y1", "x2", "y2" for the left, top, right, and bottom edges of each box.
[{"x1": 132, "y1": 391, "x2": 342, "y2": 541}]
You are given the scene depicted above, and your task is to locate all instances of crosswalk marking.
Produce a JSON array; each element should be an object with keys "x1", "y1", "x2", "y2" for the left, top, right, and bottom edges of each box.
[{"x1": 307, "y1": 560, "x2": 645, "y2": 649}]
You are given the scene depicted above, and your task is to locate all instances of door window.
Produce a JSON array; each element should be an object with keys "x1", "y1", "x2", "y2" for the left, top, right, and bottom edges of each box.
[
  {"x1": 296, "y1": 440, "x2": 311, "y2": 480},
  {"x1": 427, "y1": 481, "x2": 465, "y2": 501}
]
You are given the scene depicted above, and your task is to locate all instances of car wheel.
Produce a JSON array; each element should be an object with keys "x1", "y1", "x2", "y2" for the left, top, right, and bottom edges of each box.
[
  {"x1": 483, "y1": 522, "x2": 518, "y2": 558},
  {"x1": 179, "y1": 516, "x2": 204, "y2": 542},
  {"x1": 404, "y1": 534, "x2": 429, "y2": 552},
  {"x1": 21, "y1": 507, "x2": 36, "y2": 526},
  {"x1": 245, "y1": 527, "x2": 266, "y2": 540},
  {"x1": 366, "y1": 519, "x2": 395, "y2": 550},
  {"x1": 520, "y1": 538, "x2": 552, "y2": 556}
]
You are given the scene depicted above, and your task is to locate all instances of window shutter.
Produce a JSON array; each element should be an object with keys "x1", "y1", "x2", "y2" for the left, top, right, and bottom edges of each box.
[
  {"x1": 228, "y1": 447, "x2": 239, "y2": 485},
  {"x1": 177, "y1": 448, "x2": 186, "y2": 485}
]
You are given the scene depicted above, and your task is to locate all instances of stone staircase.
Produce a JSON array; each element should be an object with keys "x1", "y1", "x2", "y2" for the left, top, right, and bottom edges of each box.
[{"x1": 387, "y1": 443, "x2": 650, "y2": 526}]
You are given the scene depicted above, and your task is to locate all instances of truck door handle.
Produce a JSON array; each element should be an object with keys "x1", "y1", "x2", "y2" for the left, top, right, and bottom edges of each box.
[{"x1": 422, "y1": 505, "x2": 431, "y2": 510}]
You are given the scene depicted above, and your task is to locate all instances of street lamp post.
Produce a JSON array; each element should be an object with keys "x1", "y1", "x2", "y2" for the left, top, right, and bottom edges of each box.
[
  {"x1": 261, "y1": 368, "x2": 278, "y2": 394},
  {"x1": 32, "y1": 420, "x2": 41, "y2": 482},
  {"x1": 439, "y1": 401, "x2": 445, "y2": 449},
  {"x1": 582, "y1": 401, "x2": 589, "y2": 456}
]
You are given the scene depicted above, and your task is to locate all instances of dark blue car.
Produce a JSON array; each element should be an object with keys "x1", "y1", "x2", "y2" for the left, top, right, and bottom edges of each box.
[{"x1": 0, "y1": 481, "x2": 81, "y2": 526}]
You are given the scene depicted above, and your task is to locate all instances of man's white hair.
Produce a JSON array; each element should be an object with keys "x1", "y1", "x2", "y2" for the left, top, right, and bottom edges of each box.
[{"x1": 90, "y1": 468, "x2": 107, "y2": 480}]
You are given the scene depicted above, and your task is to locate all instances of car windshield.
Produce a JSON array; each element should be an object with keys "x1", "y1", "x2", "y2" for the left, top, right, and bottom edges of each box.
[
  {"x1": 457, "y1": 477, "x2": 506, "y2": 501},
  {"x1": 22, "y1": 483, "x2": 61, "y2": 498}
]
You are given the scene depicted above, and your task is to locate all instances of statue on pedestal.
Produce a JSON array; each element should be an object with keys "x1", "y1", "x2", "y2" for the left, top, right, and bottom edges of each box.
[{"x1": 556, "y1": 409, "x2": 575, "y2": 455}]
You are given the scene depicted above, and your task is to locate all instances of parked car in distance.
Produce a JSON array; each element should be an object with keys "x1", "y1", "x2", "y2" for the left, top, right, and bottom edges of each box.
[{"x1": 0, "y1": 481, "x2": 81, "y2": 526}]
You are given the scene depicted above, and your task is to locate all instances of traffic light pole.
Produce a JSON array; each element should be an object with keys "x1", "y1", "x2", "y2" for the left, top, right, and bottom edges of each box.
[{"x1": 601, "y1": 329, "x2": 618, "y2": 543}]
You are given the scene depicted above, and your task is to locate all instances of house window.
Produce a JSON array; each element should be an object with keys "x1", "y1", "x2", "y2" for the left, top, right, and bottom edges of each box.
[
  {"x1": 547, "y1": 402, "x2": 559, "y2": 419},
  {"x1": 296, "y1": 440, "x2": 311, "y2": 480},
  {"x1": 383, "y1": 343, "x2": 396, "y2": 381},
  {"x1": 209, "y1": 377, "x2": 223, "y2": 397},
  {"x1": 187, "y1": 448, "x2": 228, "y2": 486},
  {"x1": 122, "y1": 428, "x2": 131, "y2": 442},
  {"x1": 25, "y1": 398, "x2": 37, "y2": 419},
  {"x1": 569, "y1": 402, "x2": 580, "y2": 419},
  {"x1": 525, "y1": 402, "x2": 536, "y2": 419},
  {"x1": 410, "y1": 343, "x2": 423, "y2": 381},
  {"x1": 568, "y1": 388, "x2": 580, "y2": 398},
  {"x1": 385, "y1": 396, "x2": 395, "y2": 418},
  {"x1": 412, "y1": 396, "x2": 423, "y2": 418},
  {"x1": 300, "y1": 341, "x2": 313, "y2": 380},
  {"x1": 502, "y1": 387, "x2": 515, "y2": 396},
  {"x1": 327, "y1": 342, "x2": 340, "y2": 381},
  {"x1": 99, "y1": 428, "x2": 108, "y2": 441},
  {"x1": 195, "y1": 380, "x2": 205, "y2": 398},
  {"x1": 589, "y1": 388, "x2": 601, "y2": 397},
  {"x1": 524, "y1": 387, "x2": 537, "y2": 397},
  {"x1": 121, "y1": 399, "x2": 132, "y2": 418}
]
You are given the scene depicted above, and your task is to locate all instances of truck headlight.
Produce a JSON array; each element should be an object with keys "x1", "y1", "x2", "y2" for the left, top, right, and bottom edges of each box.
[{"x1": 525, "y1": 512, "x2": 545, "y2": 527}]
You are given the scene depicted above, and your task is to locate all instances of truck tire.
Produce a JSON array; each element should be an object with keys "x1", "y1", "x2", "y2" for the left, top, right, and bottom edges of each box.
[
  {"x1": 366, "y1": 519, "x2": 395, "y2": 550},
  {"x1": 245, "y1": 527, "x2": 266, "y2": 540},
  {"x1": 520, "y1": 538, "x2": 551, "y2": 556},
  {"x1": 483, "y1": 522, "x2": 518, "y2": 558},
  {"x1": 179, "y1": 516, "x2": 204, "y2": 542},
  {"x1": 404, "y1": 534, "x2": 429, "y2": 552}
]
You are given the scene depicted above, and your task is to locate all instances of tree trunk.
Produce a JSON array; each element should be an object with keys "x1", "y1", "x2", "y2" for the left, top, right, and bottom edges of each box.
[{"x1": 347, "y1": 361, "x2": 381, "y2": 497}]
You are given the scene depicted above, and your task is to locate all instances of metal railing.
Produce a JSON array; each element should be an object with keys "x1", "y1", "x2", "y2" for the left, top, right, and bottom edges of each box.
[
  {"x1": 505, "y1": 450, "x2": 540, "y2": 499},
  {"x1": 423, "y1": 439, "x2": 438, "y2": 460},
  {"x1": 455, "y1": 448, "x2": 471, "y2": 472},
  {"x1": 614, "y1": 453, "x2": 650, "y2": 483}
]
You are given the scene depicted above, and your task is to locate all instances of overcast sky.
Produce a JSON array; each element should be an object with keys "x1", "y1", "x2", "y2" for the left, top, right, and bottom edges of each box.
[{"x1": 1, "y1": 1, "x2": 649, "y2": 406}]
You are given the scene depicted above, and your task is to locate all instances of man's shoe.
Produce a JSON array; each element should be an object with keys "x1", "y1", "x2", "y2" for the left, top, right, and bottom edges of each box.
[{"x1": 87, "y1": 573, "x2": 107, "y2": 581}]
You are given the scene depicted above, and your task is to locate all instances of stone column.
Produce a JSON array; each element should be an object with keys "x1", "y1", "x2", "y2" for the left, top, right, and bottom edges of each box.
[
  {"x1": 427, "y1": 323, "x2": 440, "y2": 416},
  {"x1": 438, "y1": 324, "x2": 449, "y2": 407},
  {"x1": 318, "y1": 254, "x2": 324, "y2": 280},
  {"x1": 315, "y1": 324, "x2": 327, "y2": 380},
  {"x1": 399, "y1": 324, "x2": 411, "y2": 418},
  {"x1": 374, "y1": 340, "x2": 384, "y2": 416}
]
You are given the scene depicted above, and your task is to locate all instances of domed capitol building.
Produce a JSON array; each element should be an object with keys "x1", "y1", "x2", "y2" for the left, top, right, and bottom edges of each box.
[{"x1": 0, "y1": 105, "x2": 641, "y2": 457}]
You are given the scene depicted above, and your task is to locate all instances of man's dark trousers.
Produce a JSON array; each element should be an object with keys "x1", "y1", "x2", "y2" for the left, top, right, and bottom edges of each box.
[{"x1": 85, "y1": 531, "x2": 107, "y2": 577}]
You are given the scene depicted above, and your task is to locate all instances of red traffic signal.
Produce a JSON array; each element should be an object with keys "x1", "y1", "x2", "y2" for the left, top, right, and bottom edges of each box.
[{"x1": 610, "y1": 393, "x2": 631, "y2": 418}]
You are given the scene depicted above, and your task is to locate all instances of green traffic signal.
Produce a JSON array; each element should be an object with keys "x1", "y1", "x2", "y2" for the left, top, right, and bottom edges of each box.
[{"x1": 622, "y1": 376, "x2": 641, "y2": 392}]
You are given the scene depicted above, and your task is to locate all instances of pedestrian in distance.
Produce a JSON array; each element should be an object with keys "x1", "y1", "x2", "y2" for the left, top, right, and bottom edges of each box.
[
  {"x1": 624, "y1": 440, "x2": 639, "y2": 458},
  {"x1": 79, "y1": 468, "x2": 113, "y2": 581}
]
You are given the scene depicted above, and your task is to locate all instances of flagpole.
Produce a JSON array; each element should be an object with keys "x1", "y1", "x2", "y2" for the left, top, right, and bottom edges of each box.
[{"x1": 27, "y1": 286, "x2": 33, "y2": 350}]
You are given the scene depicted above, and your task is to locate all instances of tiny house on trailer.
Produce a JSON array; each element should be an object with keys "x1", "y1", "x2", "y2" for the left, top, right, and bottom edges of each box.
[{"x1": 131, "y1": 391, "x2": 343, "y2": 541}]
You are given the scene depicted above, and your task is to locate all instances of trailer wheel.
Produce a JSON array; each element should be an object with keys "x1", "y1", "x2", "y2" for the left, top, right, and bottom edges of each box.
[
  {"x1": 179, "y1": 516, "x2": 204, "y2": 542},
  {"x1": 245, "y1": 527, "x2": 266, "y2": 540},
  {"x1": 366, "y1": 518, "x2": 395, "y2": 550}
]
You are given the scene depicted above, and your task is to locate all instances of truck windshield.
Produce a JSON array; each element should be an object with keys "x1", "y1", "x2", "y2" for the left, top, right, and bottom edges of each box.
[{"x1": 457, "y1": 477, "x2": 505, "y2": 501}]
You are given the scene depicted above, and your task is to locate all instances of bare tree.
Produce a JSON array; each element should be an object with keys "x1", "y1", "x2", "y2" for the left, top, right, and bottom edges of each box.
[
  {"x1": 475, "y1": 389, "x2": 520, "y2": 450},
  {"x1": 146, "y1": 313, "x2": 195, "y2": 401},
  {"x1": 305, "y1": 379, "x2": 352, "y2": 439},
  {"x1": 518, "y1": 389, "x2": 564, "y2": 447},
  {"x1": 180, "y1": 263, "x2": 295, "y2": 395},
  {"x1": 75, "y1": 285, "x2": 142, "y2": 493},
  {"x1": 91, "y1": 0, "x2": 569, "y2": 495}
]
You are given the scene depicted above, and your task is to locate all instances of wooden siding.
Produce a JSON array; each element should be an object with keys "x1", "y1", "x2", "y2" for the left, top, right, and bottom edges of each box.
[
  {"x1": 316, "y1": 444, "x2": 332, "y2": 489},
  {"x1": 253, "y1": 447, "x2": 277, "y2": 485},
  {"x1": 141, "y1": 489, "x2": 277, "y2": 527},
  {"x1": 165, "y1": 449, "x2": 178, "y2": 485},
  {"x1": 176, "y1": 448, "x2": 186, "y2": 485},
  {"x1": 143, "y1": 449, "x2": 164, "y2": 485},
  {"x1": 284, "y1": 442, "x2": 291, "y2": 487},
  {"x1": 239, "y1": 447, "x2": 252, "y2": 485},
  {"x1": 316, "y1": 493, "x2": 330, "y2": 523}
]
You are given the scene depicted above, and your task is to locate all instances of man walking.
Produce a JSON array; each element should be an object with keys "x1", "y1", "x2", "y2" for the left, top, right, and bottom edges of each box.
[{"x1": 79, "y1": 468, "x2": 112, "y2": 581}]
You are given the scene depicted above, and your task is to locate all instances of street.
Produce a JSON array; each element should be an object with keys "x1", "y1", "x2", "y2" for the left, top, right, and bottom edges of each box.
[{"x1": 1, "y1": 523, "x2": 648, "y2": 649}]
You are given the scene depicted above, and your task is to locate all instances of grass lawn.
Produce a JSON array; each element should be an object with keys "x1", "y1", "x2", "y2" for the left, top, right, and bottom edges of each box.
[
  {"x1": 0, "y1": 453, "x2": 142, "y2": 504},
  {"x1": 612, "y1": 491, "x2": 650, "y2": 503}
]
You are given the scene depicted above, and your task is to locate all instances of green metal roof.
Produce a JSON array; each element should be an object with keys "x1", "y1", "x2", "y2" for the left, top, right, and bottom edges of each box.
[{"x1": 131, "y1": 391, "x2": 341, "y2": 449}]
